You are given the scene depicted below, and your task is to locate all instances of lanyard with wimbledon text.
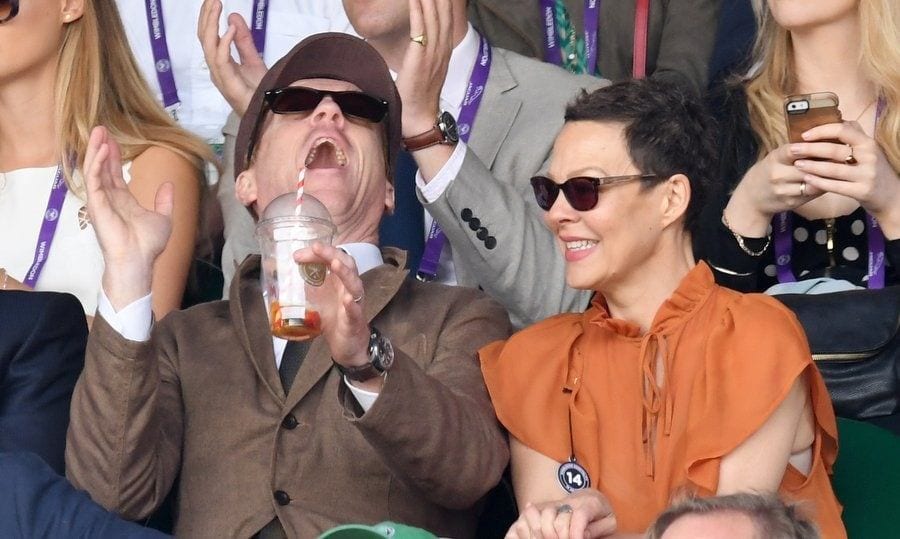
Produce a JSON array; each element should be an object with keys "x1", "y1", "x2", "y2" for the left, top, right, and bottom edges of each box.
[
  {"x1": 773, "y1": 98, "x2": 887, "y2": 289},
  {"x1": 24, "y1": 166, "x2": 67, "y2": 288},
  {"x1": 416, "y1": 35, "x2": 492, "y2": 281},
  {"x1": 539, "y1": 0, "x2": 600, "y2": 75},
  {"x1": 144, "y1": 0, "x2": 270, "y2": 118}
]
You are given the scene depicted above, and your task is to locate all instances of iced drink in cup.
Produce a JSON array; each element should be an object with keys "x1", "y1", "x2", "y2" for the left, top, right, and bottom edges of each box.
[{"x1": 256, "y1": 193, "x2": 335, "y2": 340}]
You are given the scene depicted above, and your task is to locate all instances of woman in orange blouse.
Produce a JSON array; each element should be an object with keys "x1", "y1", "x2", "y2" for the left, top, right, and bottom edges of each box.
[{"x1": 480, "y1": 80, "x2": 846, "y2": 539}]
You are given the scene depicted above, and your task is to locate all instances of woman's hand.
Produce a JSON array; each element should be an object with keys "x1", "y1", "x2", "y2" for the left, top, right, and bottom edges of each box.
[
  {"x1": 793, "y1": 121, "x2": 900, "y2": 238},
  {"x1": 725, "y1": 143, "x2": 818, "y2": 237},
  {"x1": 505, "y1": 489, "x2": 617, "y2": 539},
  {"x1": 0, "y1": 270, "x2": 31, "y2": 291}
]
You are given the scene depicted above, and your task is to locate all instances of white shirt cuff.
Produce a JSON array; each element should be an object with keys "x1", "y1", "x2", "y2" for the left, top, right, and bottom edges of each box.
[
  {"x1": 415, "y1": 141, "x2": 468, "y2": 203},
  {"x1": 97, "y1": 290, "x2": 153, "y2": 342},
  {"x1": 343, "y1": 375, "x2": 382, "y2": 412}
]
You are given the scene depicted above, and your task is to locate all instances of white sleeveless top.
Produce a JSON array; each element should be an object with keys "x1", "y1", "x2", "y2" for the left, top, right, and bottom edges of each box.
[{"x1": 0, "y1": 164, "x2": 132, "y2": 314}]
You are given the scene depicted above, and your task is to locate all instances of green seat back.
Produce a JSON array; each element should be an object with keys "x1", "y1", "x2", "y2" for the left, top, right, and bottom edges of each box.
[{"x1": 832, "y1": 418, "x2": 900, "y2": 538}]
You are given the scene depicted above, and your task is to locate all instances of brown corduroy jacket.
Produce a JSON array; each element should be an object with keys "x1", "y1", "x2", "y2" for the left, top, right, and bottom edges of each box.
[{"x1": 65, "y1": 249, "x2": 511, "y2": 538}]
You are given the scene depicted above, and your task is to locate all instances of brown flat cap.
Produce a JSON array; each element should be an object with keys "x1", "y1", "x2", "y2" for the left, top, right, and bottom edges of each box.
[{"x1": 234, "y1": 32, "x2": 402, "y2": 180}]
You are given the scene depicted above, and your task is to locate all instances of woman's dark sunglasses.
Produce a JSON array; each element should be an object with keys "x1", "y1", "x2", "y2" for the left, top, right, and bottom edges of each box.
[
  {"x1": 263, "y1": 87, "x2": 388, "y2": 123},
  {"x1": 0, "y1": 0, "x2": 19, "y2": 23},
  {"x1": 530, "y1": 174, "x2": 663, "y2": 211}
]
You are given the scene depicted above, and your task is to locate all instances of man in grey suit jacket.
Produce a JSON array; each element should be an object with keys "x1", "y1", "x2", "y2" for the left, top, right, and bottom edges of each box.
[
  {"x1": 66, "y1": 34, "x2": 509, "y2": 538},
  {"x1": 213, "y1": 0, "x2": 603, "y2": 328}
]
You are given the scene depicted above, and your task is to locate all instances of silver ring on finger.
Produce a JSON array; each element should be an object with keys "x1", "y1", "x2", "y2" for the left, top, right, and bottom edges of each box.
[
  {"x1": 556, "y1": 503, "x2": 574, "y2": 516},
  {"x1": 352, "y1": 293, "x2": 364, "y2": 304}
]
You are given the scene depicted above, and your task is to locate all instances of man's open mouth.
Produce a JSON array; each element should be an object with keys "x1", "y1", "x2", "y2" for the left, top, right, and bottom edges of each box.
[{"x1": 305, "y1": 137, "x2": 348, "y2": 169}]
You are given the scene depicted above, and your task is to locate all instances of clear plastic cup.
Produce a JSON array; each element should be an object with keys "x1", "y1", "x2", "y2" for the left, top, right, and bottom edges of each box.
[{"x1": 256, "y1": 212, "x2": 335, "y2": 341}]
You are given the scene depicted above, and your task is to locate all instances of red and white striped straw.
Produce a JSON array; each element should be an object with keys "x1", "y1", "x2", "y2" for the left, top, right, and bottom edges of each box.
[{"x1": 295, "y1": 168, "x2": 306, "y2": 216}]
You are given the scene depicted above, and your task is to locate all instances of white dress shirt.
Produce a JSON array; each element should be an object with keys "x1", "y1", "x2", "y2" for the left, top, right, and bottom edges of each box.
[
  {"x1": 116, "y1": 0, "x2": 354, "y2": 144},
  {"x1": 98, "y1": 241, "x2": 385, "y2": 410},
  {"x1": 411, "y1": 24, "x2": 480, "y2": 285}
]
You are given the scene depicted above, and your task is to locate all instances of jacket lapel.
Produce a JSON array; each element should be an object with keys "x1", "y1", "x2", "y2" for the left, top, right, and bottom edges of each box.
[
  {"x1": 230, "y1": 256, "x2": 284, "y2": 402},
  {"x1": 467, "y1": 47, "x2": 521, "y2": 170},
  {"x1": 284, "y1": 248, "x2": 410, "y2": 409}
]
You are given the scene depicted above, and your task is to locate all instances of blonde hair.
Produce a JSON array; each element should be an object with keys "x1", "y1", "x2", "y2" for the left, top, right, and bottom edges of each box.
[
  {"x1": 56, "y1": 0, "x2": 214, "y2": 197},
  {"x1": 745, "y1": 0, "x2": 900, "y2": 172}
]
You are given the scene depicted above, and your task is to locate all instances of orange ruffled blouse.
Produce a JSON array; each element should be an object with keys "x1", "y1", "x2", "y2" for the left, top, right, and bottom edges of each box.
[{"x1": 480, "y1": 263, "x2": 846, "y2": 538}]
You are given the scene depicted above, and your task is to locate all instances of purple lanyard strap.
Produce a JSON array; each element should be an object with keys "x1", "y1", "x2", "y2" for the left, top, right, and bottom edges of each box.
[
  {"x1": 24, "y1": 166, "x2": 67, "y2": 288},
  {"x1": 144, "y1": 0, "x2": 180, "y2": 114},
  {"x1": 773, "y1": 97, "x2": 888, "y2": 289},
  {"x1": 416, "y1": 35, "x2": 492, "y2": 281},
  {"x1": 144, "y1": 1, "x2": 270, "y2": 116},
  {"x1": 251, "y1": 0, "x2": 270, "y2": 57},
  {"x1": 539, "y1": 0, "x2": 600, "y2": 74}
]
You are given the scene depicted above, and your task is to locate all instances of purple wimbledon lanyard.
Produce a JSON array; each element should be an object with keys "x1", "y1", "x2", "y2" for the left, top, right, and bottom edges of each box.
[
  {"x1": 144, "y1": 0, "x2": 180, "y2": 116},
  {"x1": 24, "y1": 166, "x2": 67, "y2": 288},
  {"x1": 144, "y1": 1, "x2": 270, "y2": 117},
  {"x1": 773, "y1": 98, "x2": 888, "y2": 289},
  {"x1": 416, "y1": 35, "x2": 492, "y2": 281},
  {"x1": 539, "y1": 0, "x2": 601, "y2": 75},
  {"x1": 251, "y1": 0, "x2": 270, "y2": 56}
]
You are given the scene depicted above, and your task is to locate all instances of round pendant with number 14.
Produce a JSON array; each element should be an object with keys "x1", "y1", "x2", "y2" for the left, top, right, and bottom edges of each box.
[{"x1": 558, "y1": 459, "x2": 591, "y2": 493}]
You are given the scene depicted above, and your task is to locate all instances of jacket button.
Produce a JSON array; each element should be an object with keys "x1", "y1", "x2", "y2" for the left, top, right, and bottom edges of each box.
[
  {"x1": 485, "y1": 236, "x2": 497, "y2": 250},
  {"x1": 274, "y1": 490, "x2": 291, "y2": 506},
  {"x1": 281, "y1": 414, "x2": 298, "y2": 430},
  {"x1": 460, "y1": 208, "x2": 473, "y2": 221},
  {"x1": 468, "y1": 217, "x2": 481, "y2": 231},
  {"x1": 476, "y1": 227, "x2": 489, "y2": 241}
]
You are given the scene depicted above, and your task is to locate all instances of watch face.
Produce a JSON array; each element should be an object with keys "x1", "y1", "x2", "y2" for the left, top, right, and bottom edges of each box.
[
  {"x1": 439, "y1": 111, "x2": 460, "y2": 144},
  {"x1": 377, "y1": 335, "x2": 395, "y2": 371}
]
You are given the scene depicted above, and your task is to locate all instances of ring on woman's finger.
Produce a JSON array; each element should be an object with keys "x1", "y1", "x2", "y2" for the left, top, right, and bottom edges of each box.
[
  {"x1": 410, "y1": 34, "x2": 427, "y2": 46},
  {"x1": 556, "y1": 503, "x2": 574, "y2": 516},
  {"x1": 799, "y1": 181, "x2": 806, "y2": 197},
  {"x1": 352, "y1": 293, "x2": 364, "y2": 304},
  {"x1": 844, "y1": 145, "x2": 857, "y2": 165}
]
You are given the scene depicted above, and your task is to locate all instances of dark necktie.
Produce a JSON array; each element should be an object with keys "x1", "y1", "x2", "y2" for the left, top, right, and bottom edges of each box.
[
  {"x1": 279, "y1": 340, "x2": 310, "y2": 394},
  {"x1": 378, "y1": 150, "x2": 425, "y2": 272}
]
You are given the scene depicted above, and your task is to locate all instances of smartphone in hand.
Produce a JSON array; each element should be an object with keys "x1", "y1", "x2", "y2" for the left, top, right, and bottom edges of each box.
[{"x1": 784, "y1": 92, "x2": 842, "y2": 144}]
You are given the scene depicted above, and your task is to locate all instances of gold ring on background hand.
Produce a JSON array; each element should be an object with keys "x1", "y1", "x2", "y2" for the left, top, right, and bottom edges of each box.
[
  {"x1": 844, "y1": 145, "x2": 857, "y2": 165},
  {"x1": 799, "y1": 181, "x2": 807, "y2": 197},
  {"x1": 410, "y1": 34, "x2": 427, "y2": 46}
]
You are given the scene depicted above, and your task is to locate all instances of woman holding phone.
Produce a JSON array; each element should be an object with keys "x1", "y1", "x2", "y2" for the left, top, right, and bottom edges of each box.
[
  {"x1": 0, "y1": 0, "x2": 212, "y2": 320},
  {"x1": 703, "y1": 0, "x2": 900, "y2": 291},
  {"x1": 481, "y1": 80, "x2": 846, "y2": 539}
]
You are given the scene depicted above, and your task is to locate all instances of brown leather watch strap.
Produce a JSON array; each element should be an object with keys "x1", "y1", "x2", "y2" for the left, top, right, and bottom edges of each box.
[
  {"x1": 336, "y1": 361, "x2": 384, "y2": 382},
  {"x1": 402, "y1": 126, "x2": 445, "y2": 152}
]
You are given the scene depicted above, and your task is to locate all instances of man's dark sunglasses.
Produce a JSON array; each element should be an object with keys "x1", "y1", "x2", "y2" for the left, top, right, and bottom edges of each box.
[
  {"x1": 0, "y1": 0, "x2": 19, "y2": 23},
  {"x1": 263, "y1": 87, "x2": 388, "y2": 123},
  {"x1": 530, "y1": 174, "x2": 663, "y2": 211}
]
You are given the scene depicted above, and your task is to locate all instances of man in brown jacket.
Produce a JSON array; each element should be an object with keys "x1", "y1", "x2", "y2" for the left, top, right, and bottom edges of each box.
[{"x1": 66, "y1": 33, "x2": 511, "y2": 538}]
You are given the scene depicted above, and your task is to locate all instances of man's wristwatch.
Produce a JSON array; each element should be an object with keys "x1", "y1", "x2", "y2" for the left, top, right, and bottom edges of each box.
[
  {"x1": 402, "y1": 111, "x2": 460, "y2": 152},
  {"x1": 335, "y1": 327, "x2": 395, "y2": 382}
]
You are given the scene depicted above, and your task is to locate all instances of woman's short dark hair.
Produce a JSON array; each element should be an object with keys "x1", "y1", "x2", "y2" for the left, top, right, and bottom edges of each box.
[{"x1": 564, "y1": 79, "x2": 718, "y2": 238}]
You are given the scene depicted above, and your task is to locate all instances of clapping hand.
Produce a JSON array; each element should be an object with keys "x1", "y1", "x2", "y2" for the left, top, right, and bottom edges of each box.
[
  {"x1": 198, "y1": 0, "x2": 268, "y2": 116},
  {"x1": 85, "y1": 126, "x2": 173, "y2": 310},
  {"x1": 395, "y1": 0, "x2": 455, "y2": 138}
]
